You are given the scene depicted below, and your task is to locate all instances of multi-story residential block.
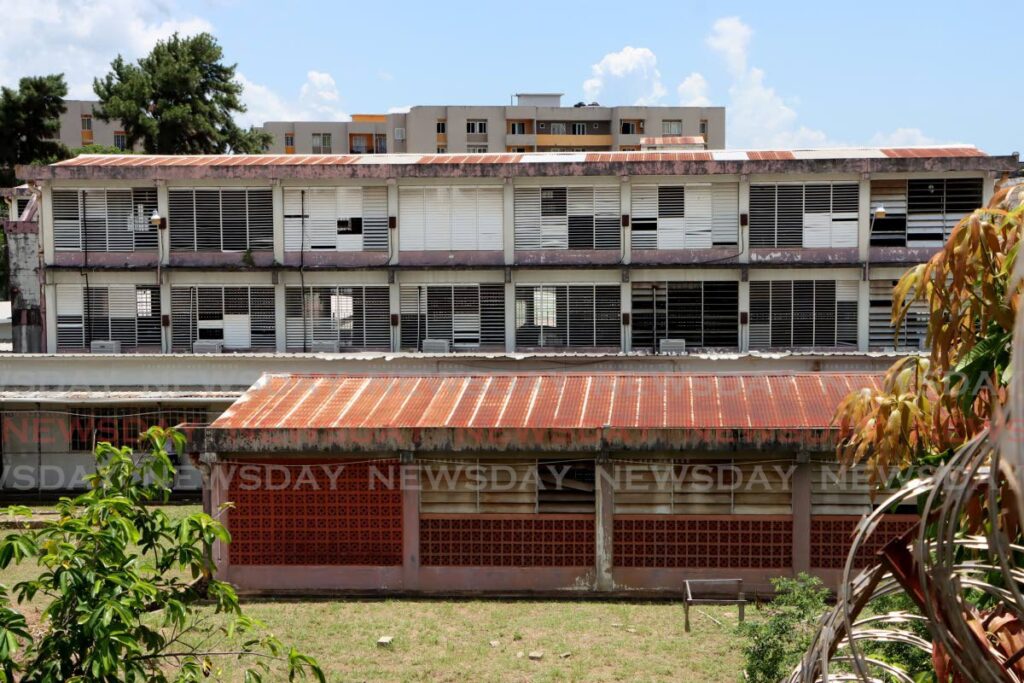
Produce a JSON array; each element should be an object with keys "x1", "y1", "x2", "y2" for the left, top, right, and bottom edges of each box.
[
  {"x1": 260, "y1": 93, "x2": 725, "y2": 154},
  {"x1": 10, "y1": 145, "x2": 1012, "y2": 358},
  {"x1": 54, "y1": 100, "x2": 134, "y2": 151}
]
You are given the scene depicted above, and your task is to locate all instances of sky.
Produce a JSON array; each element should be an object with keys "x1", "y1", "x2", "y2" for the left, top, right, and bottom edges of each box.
[{"x1": 0, "y1": 0, "x2": 1018, "y2": 154}]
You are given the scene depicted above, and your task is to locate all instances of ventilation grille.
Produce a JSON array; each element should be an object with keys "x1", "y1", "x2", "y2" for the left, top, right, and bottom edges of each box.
[
  {"x1": 749, "y1": 280, "x2": 858, "y2": 349},
  {"x1": 52, "y1": 188, "x2": 157, "y2": 252},
  {"x1": 514, "y1": 284, "x2": 620, "y2": 348},
  {"x1": 284, "y1": 285, "x2": 391, "y2": 351},
  {"x1": 399, "y1": 284, "x2": 505, "y2": 351},
  {"x1": 399, "y1": 186, "x2": 502, "y2": 251},
  {"x1": 749, "y1": 183, "x2": 859, "y2": 248},
  {"x1": 168, "y1": 188, "x2": 273, "y2": 252},
  {"x1": 283, "y1": 187, "x2": 388, "y2": 252},
  {"x1": 55, "y1": 284, "x2": 161, "y2": 352},
  {"x1": 631, "y1": 184, "x2": 738, "y2": 249},
  {"x1": 514, "y1": 186, "x2": 620, "y2": 250}
]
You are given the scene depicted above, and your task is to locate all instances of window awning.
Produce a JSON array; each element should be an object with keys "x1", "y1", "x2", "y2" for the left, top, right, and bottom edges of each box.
[{"x1": 204, "y1": 372, "x2": 881, "y2": 454}]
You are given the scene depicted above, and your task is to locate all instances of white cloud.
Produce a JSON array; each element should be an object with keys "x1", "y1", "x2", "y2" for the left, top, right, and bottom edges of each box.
[
  {"x1": 237, "y1": 70, "x2": 349, "y2": 126},
  {"x1": 387, "y1": 105, "x2": 411, "y2": 114},
  {"x1": 677, "y1": 73, "x2": 710, "y2": 106},
  {"x1": 582, "y1": 46, "x2": 666, "y2": 105},
  {"x1": 706, "y1": 17, "x2": 752, "y2": 78},
  {"x1": 0, "y1": 0, "x2": 212, "y2": 98}
]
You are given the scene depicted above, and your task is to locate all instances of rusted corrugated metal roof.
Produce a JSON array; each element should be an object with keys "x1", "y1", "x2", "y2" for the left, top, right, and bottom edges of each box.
[{"x1": 206, "y1": 372, "x2": 880, "y2": 454}]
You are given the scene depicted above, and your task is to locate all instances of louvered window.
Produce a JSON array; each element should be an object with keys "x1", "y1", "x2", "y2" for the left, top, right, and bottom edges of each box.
[
  {"x1": 284, "y1": 286, "x2": 391, "y2": 351},
  {"x1": 869, "y1": 280, "x2": 928, "y2": 350},
  {"x1": 514, "y1": 284, "x2": 620, "y2": 348},
  {"x1": 398, "y1": 186, "x2": 502, "y2": 251},
  {"x1": 630, "y1": 281, "x2": 739, "y2": 350},
  {"x1": 168, "y1": 188, "x2": 273, "y2": 252},
  {"x1": 51, "y1": 188, "x2": 157, "y2": 251},
  {"x1": 869, "y1": 178, "x2": 983, "y2": 247},
  {"x1": 631, "y1": 184, "x2": 738, "y2": 249},
  {"x1": 170, "y1": 286, "x2": 275, "y2": 351},
  {"x1": 749, "y1": 280, "x2": 858, "y2": 349},
  {"x1": 283, "y1": 187, "x2": 388, "y2": 252},
  {"x1": 399, "y1": 284, "x2": 505, "y2": 351},
  {"x1": 514, "y1": 186, "x2": 620, "y2": 250},
  {"x1": 55, "y1": 284, "x2": 161, "y2": 351},
  {"x1": 749, "y1": 183, "x2": 859, "y2": 248}
]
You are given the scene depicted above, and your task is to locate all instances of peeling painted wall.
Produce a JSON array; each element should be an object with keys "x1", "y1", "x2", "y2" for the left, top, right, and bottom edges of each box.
[{"x1": 3, "y1": 220, "x2": 43, "y2": 352}]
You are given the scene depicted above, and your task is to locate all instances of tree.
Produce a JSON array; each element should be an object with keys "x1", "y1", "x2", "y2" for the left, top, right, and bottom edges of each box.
[
  {"x1": 0, "y1": 74, "x2": 69, "y2": 187},
  {"x1": 94, "y1": 33, "x2": 271, "y2": 154},
  {"x1": 0, "y1": 427, "x2": 324, "y2": 682}
]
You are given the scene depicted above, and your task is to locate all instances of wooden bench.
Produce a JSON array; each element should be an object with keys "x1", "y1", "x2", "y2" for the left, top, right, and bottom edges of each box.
[{"x1": 683, "y1": 579, "x2": 746, "y2": 632}]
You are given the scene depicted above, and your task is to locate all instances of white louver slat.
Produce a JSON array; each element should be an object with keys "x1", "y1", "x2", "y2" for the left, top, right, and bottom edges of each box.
[
  {"x1": 170, "y1": 286, "x2": 274, "y2": 351},
  {"x1": 398, "y1": 284, "x2": 504, "y2": 351},
  {"x1": 631, "y1": 184, "x2": 735, "y2": 249},
  {"x1": 55, "y1": 284, "x2": 161, "y2": 352},
  {"x1": 869, "y1": 280, "x2": 928, "y2": 350},
  {"x1": 514, "y1": 284, "x2": 620, "y2": 349},
  {"x1": 169, "y1": 189, "x2": 272, "y2": 252},
  {"x1": 513, "y1": 187, "x2": 541, "y2": 250},
  {"x1": 748, "y1": 279, "x2": 859, "y2": 349},
  {"x1": 752, "y1": 183, "x2": 861, "y2": 248},
  {"x1": 682, "y1": 186, "x2": 712, "y2": 249},
  {"x1": 711, "y1": 183, "x2": 739, "y2": 245}
]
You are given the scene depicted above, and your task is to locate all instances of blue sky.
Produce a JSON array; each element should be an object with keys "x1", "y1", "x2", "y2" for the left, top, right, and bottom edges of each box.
[{"x1": 1, "y1": 0, "x2": 1018, "y2": 153}]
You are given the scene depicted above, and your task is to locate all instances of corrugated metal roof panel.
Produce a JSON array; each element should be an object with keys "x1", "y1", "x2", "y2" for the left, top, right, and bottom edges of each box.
[{"x1": 211, "y1": 372, "x2": 879, "y2": 431}]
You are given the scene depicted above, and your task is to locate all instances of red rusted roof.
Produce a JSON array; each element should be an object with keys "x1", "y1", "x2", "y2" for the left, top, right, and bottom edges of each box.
[{"x1": 206, "y1": 372, "x2": 880, "y2": 454}]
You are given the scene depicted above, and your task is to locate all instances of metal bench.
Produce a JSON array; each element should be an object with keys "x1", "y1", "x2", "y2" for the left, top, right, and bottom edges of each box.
[{"x1": 683, "y1": 579, "x2": 746, "y2": 632}]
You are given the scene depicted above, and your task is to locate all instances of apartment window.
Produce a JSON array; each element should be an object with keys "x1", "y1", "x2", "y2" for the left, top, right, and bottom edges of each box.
[
  {"x1": 52, "y1": 188, "x2": 158, "y2": 252},
  {"x1": 284, "y1": 286, "x2": 391, "y2": 351},
  {"x1": 869, "y1": 178, "x2": 983, "y2": 247},
  {"x1": 631, "y1": 183, "x2": 739, "y2": 249},
  {"x1": 436, "y1": 120, "x2": 447, "y2": 134},
  {"x1": 620, "y1": 120, "x2": 643, "y2": 135},
  {"x1": 81, "y1": 115, "x2": 92, "y2": 131},
  {"x1": 515, "y1": 284, "x2": 620, "y2": 349},
  {"x1": 55, "y1": 284, "x2": 162, "y2": 352},
  {"x1": 662, "y1": 120, "x2": 683, "y2": 136},
  {"x1": 467, "y1": 145, "x2": 488, "y2": 153},
  {"x1": 394, "y1": 127, "x2": 406, "y2": 141},
  {"x1": 283, "y1": 187, "x2": 389, "y2": 252},
  {"x1": 514, "y1": 186, "x2": 620, "y2": 250},
  {"x1": 168, "y1": 188, "x2": 273, "y2": 252},
  {"x1": 509, "y1": 121, "x2": 526, "y2": 135},
  {"x1": 312, "y1": 133, "x2": 332, "y2": 154},
  {"x1": 549, "y1": 122, "x2": 567, "y2": 135},
  {"x1": 749, "y1": 183, "x2": 859, "y2": 248},
  {"x1": 437, "y1": 146, "x2": 447, "y2": 153},
  {"x1": 399, "y1": 284, "x2": 505, "y2": 351},
  {"x1": 466, "y1": 120, "x2": 487, "y2": 134},
  {"x1": 631, "y1": 281, "x2": 739, "y2": 350},
  {"x1": 749, "y1": 280, "x2": 858, "y2": 349},
  {"x1": 869, "y1": 280, "x2": 928, "y2": 350},
  {"x1": 284, "y1": 133, "x2": 295, "y2": 148},
  {"x1": 570, "y1": 122, "x2": 587, "y2": 135},
  {"x1": 399, "y1": 186, "x2": 502, "y2": 251},
  {"x1": 113, "y1": 132, "x2": 127, "y2": 151},
  {"x1": 171, "y1": 286, "x2": 275, "y2": 351}
]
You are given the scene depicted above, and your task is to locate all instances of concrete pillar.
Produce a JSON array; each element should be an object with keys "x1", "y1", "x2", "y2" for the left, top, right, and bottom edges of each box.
[
  {"x1": 857, "y1": 278, "x2": 870, "y2": 352},
  {"x1": 401, "y1": 461, "x2": 421, "y2": 591},
  {"x1": 620, "y1": 280, "x2": 631, "y2": 353},
  {"x1": 387, "y1": 180, "x2": 399, "y2": 265},
  {"x1": 738, "y1": 175, "x2": 750, "y2": 264},
  {"x1": 857, "y1": 175, "x2": 871, "y2": 264},
  {"x1": 273, "y1": 276, "x2": 287, "y2": 352},
  {"x1": 620, "y1": 178, "x2": 631, "y2": 265},
  {"x1": 504, "y1": 280, "x2": 516, "y2": 353},
  {"x1": 791, "y1": 454, "x2": 812, "y2": 575},
  {"x1": 156, "y1": 182, "x2": 169, "y2": 266},
  {"x1": 594, "y1": 460, "x2": 615, "y2": 591},
  {"x1": 503, "y1": 180, "x2": 515, "y2": 265},
  {"x1": 207, "y1": 457, "x2": 229, "y2": 578},
  {"x1": 738, "y1": 278, "x2": 750, "y2": 352},
  {"x1": 983, "y1": 173, "x2": 996, "y2": 206},
  {"x1": 271, "y1": 181, "x2": 284, "y2": 265},
  {"x1": 390, "y1": 277, "x2": 401, "y2": 353}
]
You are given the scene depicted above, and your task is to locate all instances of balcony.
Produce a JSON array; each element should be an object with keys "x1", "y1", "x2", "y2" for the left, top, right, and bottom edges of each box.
[
  {"x1": 536, "y1": 134, "x2": 612, "y2": 148},
  {"x1": 505, "y1": 133, "x2": 536, "y2": 147}
]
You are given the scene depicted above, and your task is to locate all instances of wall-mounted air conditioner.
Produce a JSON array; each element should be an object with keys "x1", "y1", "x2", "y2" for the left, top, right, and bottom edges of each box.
[
  {"x1": 90, "y1": 340, "x2": 121, "y2": 354},
  {"x1": 659, "y1": 339, "x2": 687, "y2": 355},
  {"x1": 192, "y1": 340, "x2": 225, "y2": 354},
  {"x1": 421, "y1": 339, "x2": 450, "y2": 353},
  {"x1": 311, "y1": 340, "x2": 340, "y2": 353}
]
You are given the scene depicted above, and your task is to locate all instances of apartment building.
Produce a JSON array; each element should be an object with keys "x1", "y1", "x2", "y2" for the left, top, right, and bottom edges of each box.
[
  {"x1": 260, "y1": 93, "x2": 725, "y2": 154},
  {"x1": 10, "y1": 145, "x2": 1011, "y2": 360},
  {"x1": 55, "y1": 100, "x2": 133, "y2": 151}
]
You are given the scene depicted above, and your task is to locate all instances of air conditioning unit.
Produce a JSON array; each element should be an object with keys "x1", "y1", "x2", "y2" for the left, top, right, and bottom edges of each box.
[
  {"x1": 421, "y1": 339, "x2": 450, "y2": 353},
  {"x1": 192, "y1": 340, "x2": 225, "y2": 354},
  {"x1": 90, "y1": 340, "x2": 121, "y2": 354},
  {"x1": 659, "y1": 338, "x2": 687, "y2": 355},
  {"x1": 311, "y1": 340, "x2": 340, "y2": 353}
]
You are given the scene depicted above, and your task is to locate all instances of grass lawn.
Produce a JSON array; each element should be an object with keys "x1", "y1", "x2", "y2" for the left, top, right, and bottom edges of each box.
[{"x1": 2, "y1": 504, "x2": 749, "y2": 681}]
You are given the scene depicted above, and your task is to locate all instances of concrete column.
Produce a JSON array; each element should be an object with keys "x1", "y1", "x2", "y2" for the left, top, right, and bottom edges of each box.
[
  {"x1": 387, "y1": 180, "x2": 399, "y2": 265},
  {"x1": 857, "y1": 175, "x2": 871, "y2": 264},
  {"x1": 156, "y1": 181, "x2": 169, "y2": 266},
  {"x1": 983, "y1": 173, "x2": 996, "y2": 205},
  {"x1": 504, "y1": 280, "x2": 516, "y2": 353},
  {"x1": 594, "y1": 460, "x2": 615, "y2": 591},
  {"x1": 738, "y1": 175, "x2": 750, "y2": 264},
  {"x1": 620, "y1": 178, "x2": 631, "y2": 265},
  {"x1": 40, "y1": 183, "x2": 54, "y2": 265},
  {"x1": 159, "y1": 272, "x2": 172, "y2": 353},
  {"x1": 620, "y1": 280, "x2": 631, "y2": 353},
  {"x1": 389, "y1": 279, "x2": 401, "y2": 353},
  {"x1": 401, "y1": 462, "x2": 421, "y2": 591},
  {"x1": 43, "y1": 279, "x2": 57, "y2": 353},
  {"x1": 738, "y1": 278, "x2": 750, "y2": 352},
  {"x1": 791, "y1": 454, "x2": 812, "y2": 575},
  {"x1": 208, "y1": 457, "x2": 229, "y2": 578},
  {"x1": 502, "y1": 180, "x2": 515, "y2": 265},
  {"x1": 857, "y1": 278, "x2": 870, "y2": 352},
  {"x1": 273, "y1": 276, "x2": 287, "y2": 352},
  {"x1": 271, "y1": 181, "x2": 284, "y2": 264}
]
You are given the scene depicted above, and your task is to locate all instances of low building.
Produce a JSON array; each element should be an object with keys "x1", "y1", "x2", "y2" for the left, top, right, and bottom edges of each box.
[{"x1": 202, "y1": 371, "x2": 915, "y2": 594}]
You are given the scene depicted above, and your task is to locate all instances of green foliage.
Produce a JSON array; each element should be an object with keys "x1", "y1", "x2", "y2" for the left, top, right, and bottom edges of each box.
[
  {"x1": 739, "y1": 573, "x2": 830, "y2": 683},
  {"x1": 69, "y1": 144, "x2": 135, "y2": 156},
  {"x1": 0, "y1": 426, "x2": 324, "y2": 682},
  {"x1": 862, "y1": 593, "x2": 935, "y2": 683},
  {"x1": 93, "y1": 33, "x2": 271, "y2": 154},
  {"x1": 0, "y1": 74, "x2": 70, "y2": 186}
]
